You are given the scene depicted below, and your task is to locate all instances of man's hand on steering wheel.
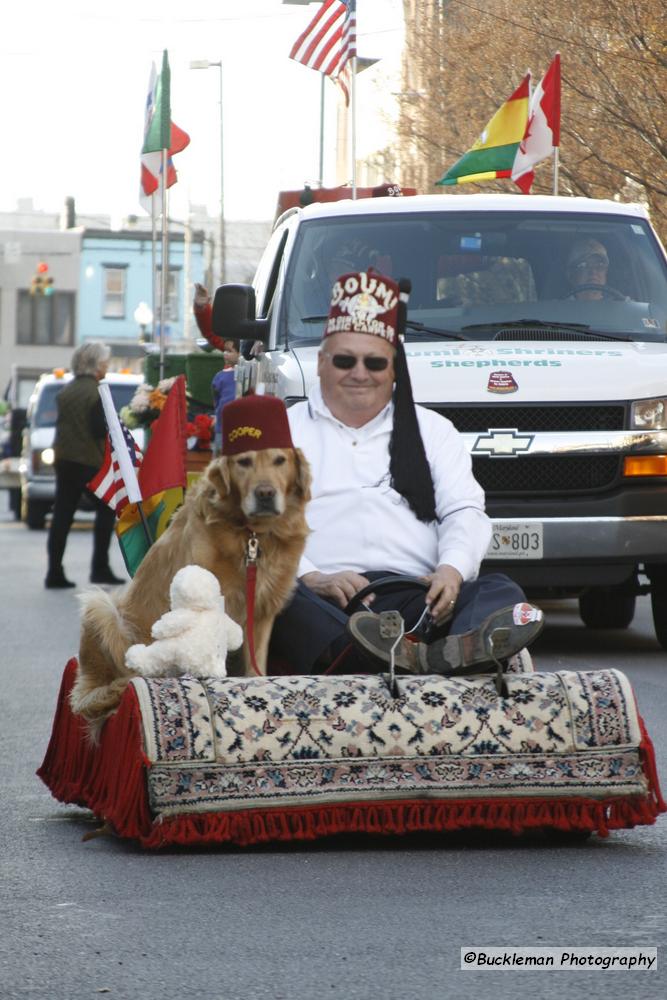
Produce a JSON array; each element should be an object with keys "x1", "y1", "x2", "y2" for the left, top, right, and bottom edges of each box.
[
  {"x1": 301, "y1": 570, "x2": 371, "y2": 609},
  {"x1": 421, "y1": 564, "x2": 463, "y2": 625},
  {"x1": 568, "y1": 283, "x2": 626, "y2": 301}
]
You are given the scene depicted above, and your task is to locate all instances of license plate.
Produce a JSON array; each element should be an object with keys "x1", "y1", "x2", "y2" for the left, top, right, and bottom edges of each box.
[{"x1": 486, "y1": 522, "x2": 543, "y2": 560}]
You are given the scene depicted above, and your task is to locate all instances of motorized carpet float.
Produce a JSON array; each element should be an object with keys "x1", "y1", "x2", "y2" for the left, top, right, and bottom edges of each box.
[{"x1": 38, "y1": 655, "x2": 665, "y2": 848}]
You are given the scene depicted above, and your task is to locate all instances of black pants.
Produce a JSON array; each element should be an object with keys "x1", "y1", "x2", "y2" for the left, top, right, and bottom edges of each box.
[
  {"x1": 269, "y1": 570, "x2": 526, "y2": 674},
  {"x1": 46, "y1": 460, "x2": 115, "y2": 578}
]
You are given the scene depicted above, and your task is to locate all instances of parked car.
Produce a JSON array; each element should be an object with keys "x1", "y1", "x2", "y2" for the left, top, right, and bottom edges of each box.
[
  {"x1": 212, "y1": 192, "x2": 667, "y2": 647},
  {"x1": 20, "y1": 369, "x2": 143, "y2": 530},
  {"x1": 1, "y1": 365, "x2": 45, "y2": 518}
]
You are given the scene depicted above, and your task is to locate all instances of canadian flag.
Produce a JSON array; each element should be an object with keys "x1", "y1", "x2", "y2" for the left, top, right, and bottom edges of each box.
[{"x1": 511, "y1": 53, "x2": 561, "y2": 194}]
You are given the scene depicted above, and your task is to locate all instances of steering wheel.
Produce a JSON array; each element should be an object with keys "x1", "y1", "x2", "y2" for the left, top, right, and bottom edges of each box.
[
  {"x1": 568, "y1": 283, "x2": 626, "y2": 301},
  {"x1": 344, "y1": 575, "x2": 430, "y2": 615}
]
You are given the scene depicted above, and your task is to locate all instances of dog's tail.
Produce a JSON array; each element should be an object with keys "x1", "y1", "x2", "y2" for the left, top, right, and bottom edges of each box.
[{"x1": 70, "y1": 589, "x2": 139, "y2": 739}]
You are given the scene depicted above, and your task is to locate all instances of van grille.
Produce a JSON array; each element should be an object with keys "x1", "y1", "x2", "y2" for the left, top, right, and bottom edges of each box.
[
  {"x1": 471, "y1": 454, "x2": 621, "y2": 495},
  {"x1": 432, "y1": 404, "x2": 626, "y2": 433}
]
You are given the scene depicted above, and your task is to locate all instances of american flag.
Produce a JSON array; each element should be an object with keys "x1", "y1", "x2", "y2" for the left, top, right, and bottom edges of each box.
[
  {"x1": 87, "y1": 424, "x2": 143, "y2": 516},
  {"x1": 289, "y1": 0, "x2": 357, "y2": 105}
]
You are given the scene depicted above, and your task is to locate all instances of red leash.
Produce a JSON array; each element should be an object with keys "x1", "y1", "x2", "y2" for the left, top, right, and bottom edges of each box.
[{"x1": 245, "y1": 533, "x2": 263, "y2": 676}]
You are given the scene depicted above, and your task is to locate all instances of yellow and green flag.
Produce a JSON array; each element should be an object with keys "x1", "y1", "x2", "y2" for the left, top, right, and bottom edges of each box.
[
  {"x1": 116, "y1": 375, "x2": 187, "y2": 577},
  {"x1": 116, "y1": 488, "x2": 184, "y2": 577},
  {"x1": 436, "y1": 75, "x2": 530, "y2": 187}
]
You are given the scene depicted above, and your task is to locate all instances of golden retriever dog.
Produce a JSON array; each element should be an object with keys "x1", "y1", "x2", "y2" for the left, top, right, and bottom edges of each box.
[{"x1": 71, "y1": 445, "x2": 311, "y2": 735}]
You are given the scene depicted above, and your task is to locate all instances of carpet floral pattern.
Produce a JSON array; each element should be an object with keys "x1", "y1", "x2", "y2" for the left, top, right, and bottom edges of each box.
[{"x1": 131, "y1": 670, "x2": 648, "y2": 817}]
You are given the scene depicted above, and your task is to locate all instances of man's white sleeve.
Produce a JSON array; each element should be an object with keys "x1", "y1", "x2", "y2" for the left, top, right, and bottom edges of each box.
[{"x1": 421, "y1": 410, "x2": 492, "y2": 581}]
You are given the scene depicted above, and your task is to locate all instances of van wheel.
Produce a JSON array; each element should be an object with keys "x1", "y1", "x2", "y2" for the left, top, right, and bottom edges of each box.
[
  {"x1": 579, "y1": 582, "x2": 636, "y2": 630},
  {"x1": 9, "y1": 487, "x2": 21, "y2": 520},
  {"x1": 650, "y1": 584, "x2": 667, "y2": 649},
  {"x1": 25, "y1": 498, "x2": 49, "y2": 530}
]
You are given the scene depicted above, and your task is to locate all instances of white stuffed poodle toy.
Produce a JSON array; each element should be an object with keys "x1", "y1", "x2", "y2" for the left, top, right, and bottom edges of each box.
[{"x1": 125, "y1": 565, "x2": 243, "y2": 679}]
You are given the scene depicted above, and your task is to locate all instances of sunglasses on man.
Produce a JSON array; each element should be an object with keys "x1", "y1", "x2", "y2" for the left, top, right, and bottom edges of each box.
[
  {"x1": 322, "y1": 351, "x2": 390, "y2": 372},
  {"x1": 571, "y1": 254, "x2": 608, "y2": 271}
]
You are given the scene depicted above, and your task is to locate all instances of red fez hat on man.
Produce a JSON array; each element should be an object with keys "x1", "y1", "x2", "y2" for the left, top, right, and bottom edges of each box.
[
  {"x1": 221, "y1": 394, "x2": 294, "y2": 456},
  {"x1": 322, "y1": 270, "x2": 437, "y2": 524},
  {"x1": 324, "y1": 270, "x2": 400, "y2": 347}
]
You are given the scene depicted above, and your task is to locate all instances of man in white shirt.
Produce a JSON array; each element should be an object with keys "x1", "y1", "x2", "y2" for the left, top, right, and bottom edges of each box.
[{"x1": 270, "y1": 270, "x2": 543, "y2": 687}]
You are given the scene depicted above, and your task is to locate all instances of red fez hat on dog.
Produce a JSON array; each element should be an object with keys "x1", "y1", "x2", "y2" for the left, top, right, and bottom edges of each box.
[
  {"x1": 323, "y1": 270, "x2": 401, "y2": 348},
  {"x1": 221, "y1": 394, "x2": 294, "y2": 456}
]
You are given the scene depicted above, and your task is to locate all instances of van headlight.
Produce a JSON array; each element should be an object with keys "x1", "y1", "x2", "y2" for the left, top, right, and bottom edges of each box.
[
  {"x1": 31, "y1": 448, "x2": 55, "y2": 474},
  {"x1": 631, "y1": 398, "x2": 667, "y2": 429}
]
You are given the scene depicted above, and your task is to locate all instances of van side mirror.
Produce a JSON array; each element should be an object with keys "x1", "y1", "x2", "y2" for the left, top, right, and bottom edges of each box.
[{"x1": 211, "y1": 284, "x2": 269, "y2": 344}]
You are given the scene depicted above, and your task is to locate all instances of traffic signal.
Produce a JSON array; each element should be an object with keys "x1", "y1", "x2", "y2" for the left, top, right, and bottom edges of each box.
[{"x1": 30, "y1": 262, "x2": 54, "y2": 296}]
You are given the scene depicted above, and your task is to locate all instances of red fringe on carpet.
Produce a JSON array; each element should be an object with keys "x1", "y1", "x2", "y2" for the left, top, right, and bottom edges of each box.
[
  {"x1": 37, "y1": 659, "x2": 667, "y2": 849},
  {"x1": 37, "y1": 659, "x2": 152, "y2": 841}
]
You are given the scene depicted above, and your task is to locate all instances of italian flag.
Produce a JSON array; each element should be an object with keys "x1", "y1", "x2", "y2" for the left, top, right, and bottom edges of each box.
[
  {"x1": 140, "y1": 54, "x2": 190, "y2": 212},
  {"x1": 436, "y1": 75, "x2": 530, "y2": 186}
]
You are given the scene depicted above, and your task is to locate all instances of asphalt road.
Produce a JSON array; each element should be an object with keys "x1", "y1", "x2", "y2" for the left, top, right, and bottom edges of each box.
[{"x1": 1, "y1": 493, "x2": 665, "y2": 1000}]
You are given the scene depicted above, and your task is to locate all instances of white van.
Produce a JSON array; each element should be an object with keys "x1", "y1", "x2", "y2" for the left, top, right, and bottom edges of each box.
[
  {"x1": 212, "y1": 193, "x2": 667, "y2": 647},
  {"x1": 20, "y1": 369, "x2": 143, "y2": 529}
]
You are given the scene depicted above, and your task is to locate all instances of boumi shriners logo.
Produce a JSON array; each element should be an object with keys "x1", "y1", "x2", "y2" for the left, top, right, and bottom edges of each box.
[{"x1": 228, "y1": 425, "x2": 262, "y2": 443}]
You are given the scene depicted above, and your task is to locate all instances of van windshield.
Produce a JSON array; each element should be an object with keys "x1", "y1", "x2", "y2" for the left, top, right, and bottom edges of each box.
[
  {"x1": 33, "y1": 381, "x2": 138, "y2": 428},
  {"x1": 281, "y1": 210, "x2": 667, "y2": 344},
  {"x1": 33, "y1": 384, "x2": 63, "y2": 427}
]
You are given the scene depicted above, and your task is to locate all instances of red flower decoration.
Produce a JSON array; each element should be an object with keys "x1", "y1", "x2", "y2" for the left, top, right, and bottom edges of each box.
[{"x1": 185, "y1": 413, "x2": 214, "y2": 446}]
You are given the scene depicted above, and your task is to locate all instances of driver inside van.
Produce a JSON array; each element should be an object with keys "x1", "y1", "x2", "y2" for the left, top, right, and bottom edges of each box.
[{"x1": 565, "y1": 238, "x2": 611, "y2": 300}]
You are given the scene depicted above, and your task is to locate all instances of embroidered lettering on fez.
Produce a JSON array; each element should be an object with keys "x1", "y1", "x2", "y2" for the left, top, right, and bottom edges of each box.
[
  {"x1": 228, "y1": 425, "x2": 262, "y2": 443},
  {"x1": 324, "y1": 270, "x2": 400, "y2": 347}
]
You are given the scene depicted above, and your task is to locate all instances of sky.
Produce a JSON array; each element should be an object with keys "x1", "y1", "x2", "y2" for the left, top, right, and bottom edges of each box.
[{"x1": 0, "y1": 1, "x2": 404, "y2": 226}]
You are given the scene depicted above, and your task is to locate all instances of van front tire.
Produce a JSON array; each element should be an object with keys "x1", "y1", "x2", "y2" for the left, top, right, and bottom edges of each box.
[
  {"x1": 647, "y1": 566, "x2": 667, "y2": 650},
  {"x1": 578, "y1": 580, "x2": 636, "y2": 630},
  {"x1": 23, "y1": 497, "x2": 50, "y2": 530}
]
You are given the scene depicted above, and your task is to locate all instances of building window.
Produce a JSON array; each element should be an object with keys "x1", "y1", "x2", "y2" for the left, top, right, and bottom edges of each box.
[
  {"x1": 156, "y1": 267, "x2": 180, "y2": 322},
  {"x1": 17, "y1": 291, "x2": 75, "y2": 346},
  {"x1": 103, "y1": 266, "x2": 126, "y2": 318}
]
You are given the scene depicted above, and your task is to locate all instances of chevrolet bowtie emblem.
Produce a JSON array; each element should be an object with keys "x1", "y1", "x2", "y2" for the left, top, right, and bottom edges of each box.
[{"x1": 472, "y1": 428, "x2": 534, "y2": 456}]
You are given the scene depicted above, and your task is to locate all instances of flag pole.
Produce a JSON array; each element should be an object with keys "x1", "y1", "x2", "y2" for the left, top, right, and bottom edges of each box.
[
  {"x1": 350, "y1": 54, "x2": 357, "y2": 199},
  {"x1": 159, "y1": 147, "x2": 168, "y2": 381},
  {"x1": 136, "y1": 502, "x2": 153, "y2": 546},
  {"x1": 526, "y1": 70, "x2": 533, "y2": 196},
  {"x1": 553, "y1": 148, "x2": 559, "y2": 196},
  {"x1": 552, "y1": 52, "x2": 561, "y2": 196},
  {"x1": 150, "y1": 196, "x2": 157, "y2": 345},
  {"x1": 318, "y1": 73, "x2": 325, "y2": 187},
  {"x1": 349, "y1": 0, "x2": 358, "y2": 199}
]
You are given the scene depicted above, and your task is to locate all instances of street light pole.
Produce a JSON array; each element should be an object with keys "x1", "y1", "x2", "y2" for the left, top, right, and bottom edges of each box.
[{"x1": 190, "y1": 59, "x2": 225, "y2": 285}]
